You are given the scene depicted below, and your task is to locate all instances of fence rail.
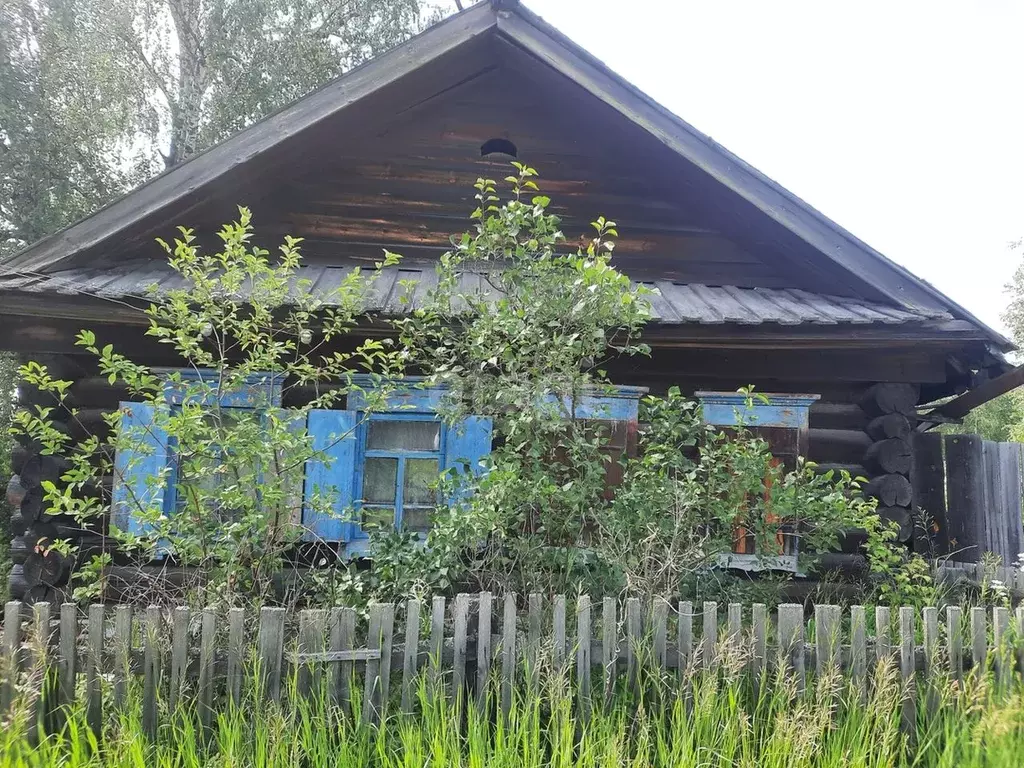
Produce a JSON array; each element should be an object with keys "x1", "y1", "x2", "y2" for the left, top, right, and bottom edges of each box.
[{"x1": 3, "y1": 594, "x2": 1024, "y2": 737}]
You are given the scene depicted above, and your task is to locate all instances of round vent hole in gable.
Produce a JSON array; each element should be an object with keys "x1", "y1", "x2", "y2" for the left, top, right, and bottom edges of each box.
[{"x1": 480, "y1": 138, "x2": 518, "y2": 158}]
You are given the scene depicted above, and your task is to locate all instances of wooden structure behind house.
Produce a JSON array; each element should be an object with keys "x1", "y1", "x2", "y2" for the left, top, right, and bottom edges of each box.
[{"x1": 0, "y1": 0, "x2": 1017, "y2": 600}]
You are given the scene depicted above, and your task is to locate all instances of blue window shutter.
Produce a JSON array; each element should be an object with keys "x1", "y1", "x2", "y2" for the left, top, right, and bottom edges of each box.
[
  {"x1": 111, "y1": 401, "x2": 171, "y2": 537},
  {"x1": 444, "y1": 415, "x2": 493, "y2": 504},
  {"x1": 304, "y1": 410, "x2": 360, "y2": 542}
]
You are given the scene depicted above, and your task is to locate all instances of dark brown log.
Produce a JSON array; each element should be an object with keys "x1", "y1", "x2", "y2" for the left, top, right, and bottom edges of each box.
[
  {"x1": 808, "y1": 428, "x2": 873, "y2": 463},
  {"x1": 19, "y1": 453, "x2": 71, "y2": 490},
  {"x1": 807, "y1": 552, "x2": 869, "y2": 576},
  {"x1": 864, "y1": 473, "x2": 913, "y2": 507},
  {"x1": 11, "y1": 444, "x2": 29, "y2": 474},
  {"x1": 67, "y1": 408, "x2": 114, "y2": 440},
  {"x1": 878, "y1": 505, "x2": 913, "y2": 542},
  {"x1": 865, "y1": 413, "x2": 912, "y2": 441},
  {"x1": 863, "y1": 438, "x2": 913, "y2": 475},
  {"x1": 28, "y1": 521, "x2": 106, "y2": 546},
  {"x1": 67, "y1": 376, "x2": 132, "y2": 408},
  {"x1": 24, "y1": 584, "x2": 72, "y2": 606},
  {"x1": 23, "y1": 550, "x2": 72, "y2": 587},
  {"x1": 808, "y1": 402, "x2": 868, "y2": 431},
  {"x1": 859, "y1": 382, "x2": 920, "y2": 416},
  {"x1": 20, "y1": 484, "x2": 44, "y2": 522},
  {"x1": 5, "y1": 474, "x2": 27, "y2": 507},
  {"x1": 9, "y1": 514, "x2": 28, "y2": 534},
  {"x1": 8, "y1": 536, "x2": 30, "y2": 565}
]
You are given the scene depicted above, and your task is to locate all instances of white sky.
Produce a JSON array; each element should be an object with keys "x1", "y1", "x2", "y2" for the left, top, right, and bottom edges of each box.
[{"x1": 523, "y1": 0, "x2": 1024, "y2": 336}]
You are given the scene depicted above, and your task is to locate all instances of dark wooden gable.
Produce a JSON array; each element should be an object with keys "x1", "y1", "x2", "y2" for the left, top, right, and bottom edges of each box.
[{"x1": 116, "y1": 56, "x2": 841, "y2": 296}]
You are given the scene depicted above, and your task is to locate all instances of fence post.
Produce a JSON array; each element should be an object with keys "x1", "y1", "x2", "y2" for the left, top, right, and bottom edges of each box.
[
  {"x1": 702, "y1": 602, "x2": 718, "y2": 672},
  {"x1": 551, "y1": 595, "x2": 566, "y2": 672},
  {"x1": 113, "y1": 605, "x2": 132, "y2": 709},
  {"x1": 946, "y1": 606, "x2": 963, "y2": 682},
  {"x1": 751, "y1": 604, "x2": 767, "y2": 689},
  {"x1": 452, "y1": 595, "x2": 470, "y2": 701},
  {"x1": 850, "y1": 606, "x2": 866, "y2": 702},
  {"x1": 475, "y1": 593, "x2": 491, "y2": 707},
  {"x1": 815, "y1": 605, "x2": 841, "y2": 677},
  {"x1": 169, "y1": 606, "x2": 190, "y2": 712},
  {"x1": 198, "y1": 608, "x2": 217, "y2": 728},
  {"x1": 227, "y1": 607, "x2": 245, "y2": 707}
]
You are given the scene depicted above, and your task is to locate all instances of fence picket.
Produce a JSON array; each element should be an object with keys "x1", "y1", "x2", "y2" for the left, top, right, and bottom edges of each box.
[
  {"x1": 752, "y1": 603, "x2": 767, "y2": 687},
  {"x1": 602, "y1": 597, "x2": 617, "y2": 702},
  {"x1": 501, "y1": 594, "x2": 516, "y2": 718},
  {"x1": 402, "y1": 599, "x2": 422, "y2": 714},
  {"x1": 227, "y1": 607, "x2": 245, "y2": 707},
  {"x1": 429, "y1": 596, "x2": 446, "y2": 693},
  {"x1": 113, "y1": 605, "x2": 132, "y2": 709},
  {"x1": 677, "y1": 600, "x2": 692, "y2": 679},
  {"x1": 330, "y1": 607, "x2": 355, "y2": 711},
  {"x1": 452, "y1": 595, "x2": 470, "y2": 700},
  {"x1": 85, "y1": 604, "x2": 104, "y2": 734},
  {"x1": 922, "y1": 606, "x2": 939, "y2": 716},
  {"x1": 32, "y1": 602, "x2": 52, "y2": 736},
  {"x1": 198, "y1": 608, "x2": 217, "y2": 728},
  {"x1": 875, "y1": 606, "x2": 891, "y2": 667},
  {"x1": 170, "y1": 606, "x2": 190, "y2": 711},
  {"x1": 475, "y1": 593, "x2": 491, "y2": 706},
  {"x1": 946, "y1": 606, "x2": 963, "y2": 681},
  {"x1": 993, "y1": 606, "x2": 1010, "y2": 689},
  {"x1": 899, "y1": 607, "x2": 915, "y2": 733},
  {"x1": 970, "y1": 606, "x2": 987, "y2": 675},
  {"x1": 528, "y1": 593, "x2": 542, "y2": 689},
  {"x1": 257, "y1": 607, "x2": 286, "y2": 703},
  {"x1": 816, "y1": 605, "x2": 840, "y2": 676},
  {"x1": 297, "y1": 609, "x2": 325, "y2": 699},
  {"x1": 727, "y1": 603, "x2": 742, "y2": 654},
  {"x1": 626, "y1": 598, "x2": 641, "y2": 693},
  {"x1": 1, "y1": 601, "x2": 19, "y2": 715},
  {"x1": 56, "y1": 604, "x2": 76, "y2": 717},
  {"x1": 777, "y1": 604, "x2": 804, "y2": 692},
  {"x1": 703, "y1": 602, "x2": 718, "y2": 671},
  {"x1": 577, "y1": 595, "x2": 592, "y2": 719},
  {"x1": 552, "y1": 595, "x2": 566, "y2": 671},
  {"x1": 142, "y1": 606, "x2": 161, "y2": 740},
  {"x1": 379, "y1": 604, "x2": 396, "y2": 713},
  {"x1": 850, "y1": 606, "x2": 866, "y2": 700},
  {"x1": 652, "y1": 600, "x2": 668, "y2": 670}
]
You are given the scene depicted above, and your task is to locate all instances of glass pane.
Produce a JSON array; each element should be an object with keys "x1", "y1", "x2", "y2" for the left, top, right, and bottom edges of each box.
[
  {"x1": 403, "y1": 507, "x2": 432, "y2": 534},
  {"x1": 362, "y1": 506, "x2": 395, "y2": 530},
  {"x1": 404, "y1": 458, "x2": 439, "y2": 506},
  {"x1": 367, "y1": 420, "x2": 440, "y2": 451},
  {"x1": 363, "y1": 458, "x2": 397, "y2": 503}
]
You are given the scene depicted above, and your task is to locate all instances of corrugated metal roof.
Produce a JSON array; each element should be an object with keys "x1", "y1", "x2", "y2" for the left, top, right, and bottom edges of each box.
[{"x1": 0, "y1": 264, "x2": 953, "y2": 326}]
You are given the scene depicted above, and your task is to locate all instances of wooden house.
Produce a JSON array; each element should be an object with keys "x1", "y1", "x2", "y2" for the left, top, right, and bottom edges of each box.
[{"x1": 0, "y1": 0, "x2": 1016, "y2": 601}]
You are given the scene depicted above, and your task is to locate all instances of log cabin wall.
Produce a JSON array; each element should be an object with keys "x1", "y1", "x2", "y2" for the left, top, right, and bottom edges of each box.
[{"x1": 5, "y1": 333, "x2": 951, "y2": 601}]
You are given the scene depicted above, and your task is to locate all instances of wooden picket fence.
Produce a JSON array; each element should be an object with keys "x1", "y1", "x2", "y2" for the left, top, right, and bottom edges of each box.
[{"x1": 3, "y1": 594, "x2": 1024, "y2": 739}]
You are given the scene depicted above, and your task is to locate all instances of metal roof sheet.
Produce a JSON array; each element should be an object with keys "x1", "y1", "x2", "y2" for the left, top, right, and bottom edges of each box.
[{"x1": 0, "y1": 263, "x2": 953, "y2": 326}]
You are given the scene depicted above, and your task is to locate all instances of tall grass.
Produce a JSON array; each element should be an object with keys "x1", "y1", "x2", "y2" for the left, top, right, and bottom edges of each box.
[{"x1": 2, "y1": 654, "x2": 1024, "y2": 767}]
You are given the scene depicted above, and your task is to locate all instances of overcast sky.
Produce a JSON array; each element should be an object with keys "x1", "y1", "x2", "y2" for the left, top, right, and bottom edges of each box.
[{"x1": 523, "y1": 0, "x2": 1024, "y2": 336}]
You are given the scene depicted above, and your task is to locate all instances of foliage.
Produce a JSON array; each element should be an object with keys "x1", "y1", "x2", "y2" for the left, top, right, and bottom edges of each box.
[
  {"x1": 12, "y1": 209, "x2": 407, "y2": 606},
  {"x1": 0, "y1": 0, "x2": 443, "y2": 254},
  {"x1": 862, "y1": 515, "x2": 937, "y2": 608},
  {"x1": 5, "y1": 637, "x2": 1024, "y2": 767},
  {"x1": 0, "y1": 352, "x2": 15, "y2": 598},
  {"x1": 348, "y1": 167, "x2": 885, "y2": 602}
]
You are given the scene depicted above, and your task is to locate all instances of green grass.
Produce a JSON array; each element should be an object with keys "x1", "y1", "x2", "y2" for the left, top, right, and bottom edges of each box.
[{"x1": 3, "y1": 654, "x2": 1024, "y2": 768}]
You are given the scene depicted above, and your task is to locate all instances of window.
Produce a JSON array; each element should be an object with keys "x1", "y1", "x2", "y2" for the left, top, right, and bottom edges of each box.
[
  {"x1": 113, "y1": 373, "x2": 492, "y2": 558},
  {"x1": 303, "y1": 379, "x2": 493, "y2": 557},
  {"x1": 111, "y1": 370, "x2": 282, "y2": 543},
  {"x1": 696, "y1": 391, "x2": 820, "y2": 574}
]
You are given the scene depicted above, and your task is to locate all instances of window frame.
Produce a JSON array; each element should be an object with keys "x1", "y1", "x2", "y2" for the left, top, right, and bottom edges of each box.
[{"x1": 352, "y1": 411, "x2": 448, "y2": 540}]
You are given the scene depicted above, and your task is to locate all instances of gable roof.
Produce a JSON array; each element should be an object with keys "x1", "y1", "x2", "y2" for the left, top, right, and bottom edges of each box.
[{"x1": 1, "y1": 0, "x2": 1010, "y2": 349}]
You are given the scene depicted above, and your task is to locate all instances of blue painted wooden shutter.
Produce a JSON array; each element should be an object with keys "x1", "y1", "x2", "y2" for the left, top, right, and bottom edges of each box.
[
  {"x1": 303, "y1": 410, "x2": 359, "y2": 542},
  {"x1": 111, "y1": 402, "x2": 171, "y2": 537},
  {"x1": 444, "y1": 415, "x2": 493, "y2": 504}
]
